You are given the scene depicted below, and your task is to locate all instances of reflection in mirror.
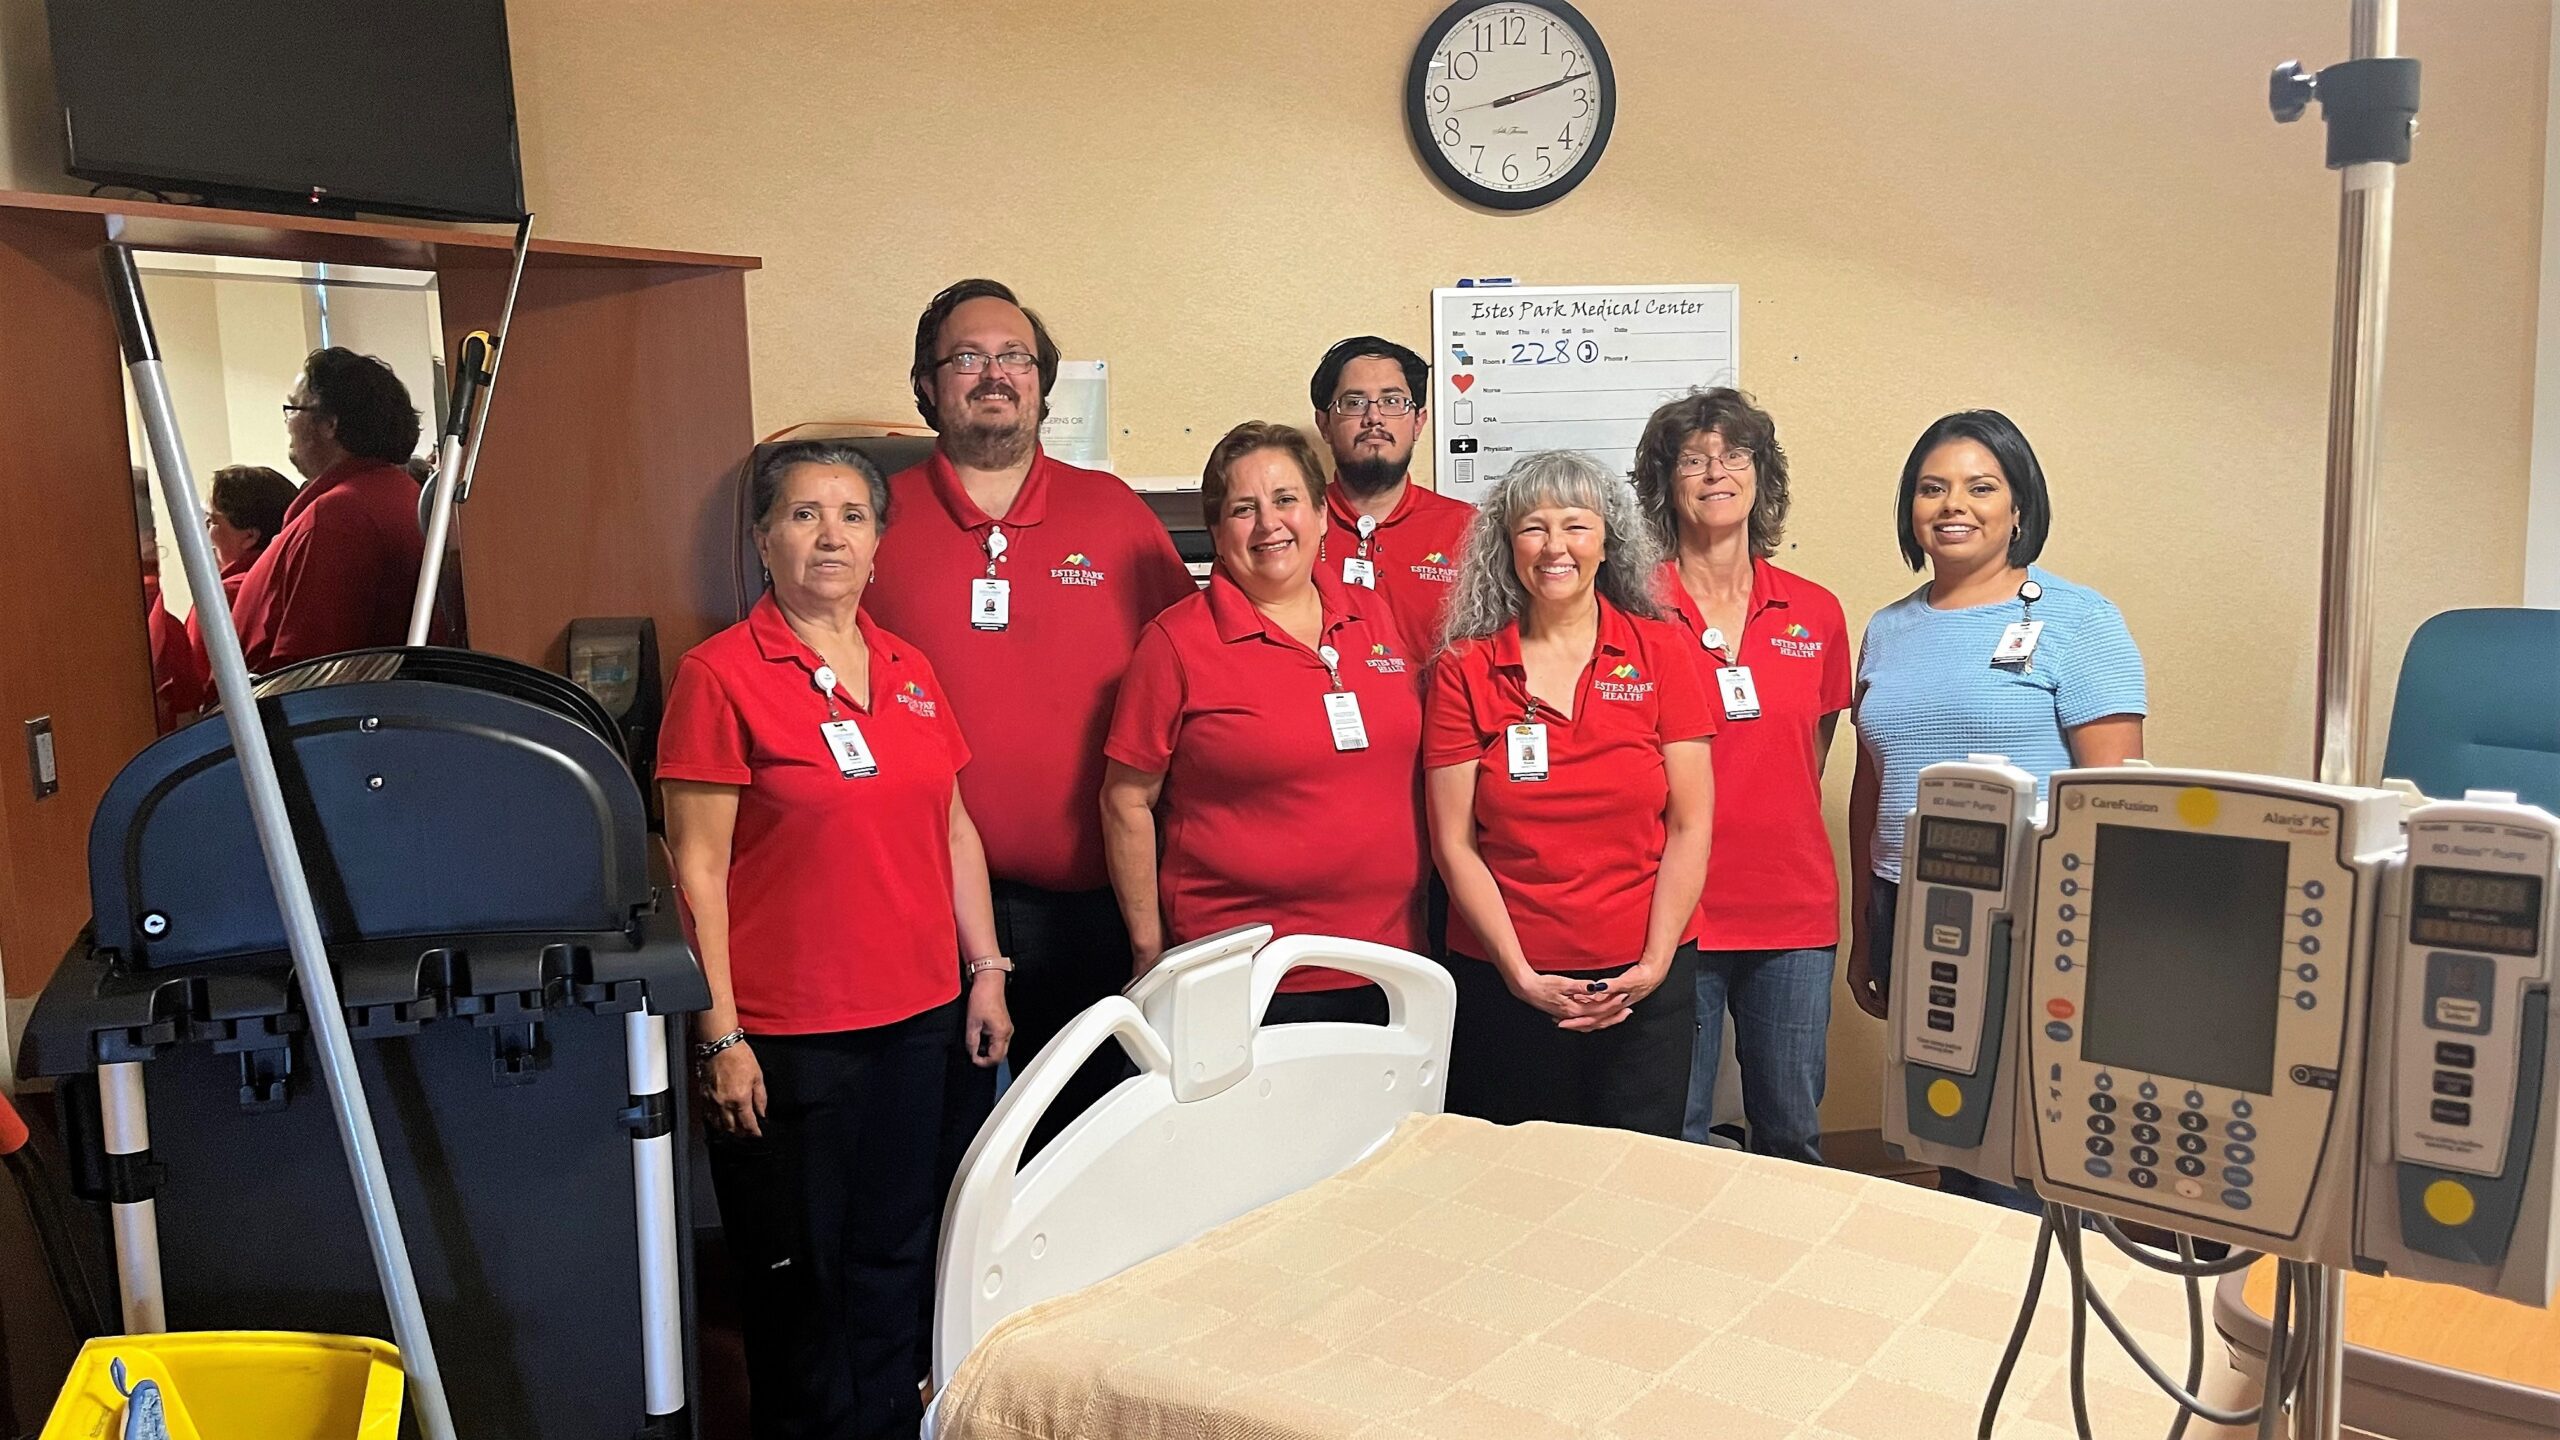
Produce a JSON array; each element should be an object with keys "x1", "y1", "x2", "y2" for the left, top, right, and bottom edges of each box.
[{"x1": 125, "y1": 254, "x2": 452, "y2": 729}]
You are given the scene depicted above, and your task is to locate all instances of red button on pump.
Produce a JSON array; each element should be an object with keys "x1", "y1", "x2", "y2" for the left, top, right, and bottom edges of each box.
[{"x1": 2047, "y1": 998, "x2": 2077, "y2": 1020}]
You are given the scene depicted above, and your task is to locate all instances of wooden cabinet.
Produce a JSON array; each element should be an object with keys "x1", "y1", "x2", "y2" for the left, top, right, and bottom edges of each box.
[{"x1": 0, "y1": 190, "x2": 759, "y2": 1002}]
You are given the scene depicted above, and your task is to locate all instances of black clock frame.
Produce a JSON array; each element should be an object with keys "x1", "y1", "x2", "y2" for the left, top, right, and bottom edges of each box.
[{"x1": 1405, "y1": 0, "x2": 1617, "y2": 212}]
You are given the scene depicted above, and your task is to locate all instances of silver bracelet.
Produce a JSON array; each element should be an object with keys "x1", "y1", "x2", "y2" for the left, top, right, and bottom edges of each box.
[{"x1": 693, "y1": 1027, "x2": 748, "y2": 1061}]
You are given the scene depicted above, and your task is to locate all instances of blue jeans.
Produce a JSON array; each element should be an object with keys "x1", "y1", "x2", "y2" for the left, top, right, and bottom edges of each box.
[
  {"x1": 1870, "y1": 876, "x2": 2043, "y2": 1215},
  {"x1": 1681, "y1": 946, "x2": 1833, "y2": 1163}
]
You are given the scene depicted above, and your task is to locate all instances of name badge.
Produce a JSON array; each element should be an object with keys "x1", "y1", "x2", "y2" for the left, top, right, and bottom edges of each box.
[
  {"x1": 1506, "y1": 723, "x2": 1549, "y2": 782},
  {"x1": 1715, "y1": 665, "x2": 1762, "y2": 720},
  {"x1": 819, "y1": 718, "x2": 878, "y2": 778},
  {"x1": 1342, "y1": 556, "x2": 1376, "y2": 589},
  {"x1": 1991, "y1": 619, "x2": 2044, "y2": 667},
  {"x1": 971, "y1": 577, "x2": 1011, "y2": 631},
  {"x1": 1323, "y1": 690, "x2": 1370, "y2": 751}
]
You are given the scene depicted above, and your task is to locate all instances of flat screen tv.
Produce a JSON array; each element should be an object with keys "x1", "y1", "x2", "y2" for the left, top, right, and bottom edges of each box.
[{"x1": 46, "y1": 0, "x2": 525, "y2": 222}]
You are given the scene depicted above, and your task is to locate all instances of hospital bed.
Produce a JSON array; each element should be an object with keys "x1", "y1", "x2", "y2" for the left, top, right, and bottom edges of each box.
[{"x1": 929, "y1": 925, "x2": 2226, "y2": 1439}]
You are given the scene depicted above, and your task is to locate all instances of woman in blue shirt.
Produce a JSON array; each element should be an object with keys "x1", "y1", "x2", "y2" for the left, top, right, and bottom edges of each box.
[{"x1": 1847, "y1": 410, "x2": 2146, "y2": 1203}]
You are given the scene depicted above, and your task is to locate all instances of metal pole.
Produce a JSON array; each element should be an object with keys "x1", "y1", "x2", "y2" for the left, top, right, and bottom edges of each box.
[
  {"x1": 453, "y1": 213, "x2": 534, "y2": 507},
  {"x1": 2301, "y1": 1, "x2": 2397, "y2": 1434},
  {"x1": 101, "y1": 246, "x2": 463, "y2": 1440},
  {"x1": 97, "y1": 1063, "x2": 165, "y2": 1334},
  {"x1": 408, "y1": 330, "x2": 492, "y2": 646},
  {"x1": 2310, "y1": 0, "x2": 2398, "y2": 791}
]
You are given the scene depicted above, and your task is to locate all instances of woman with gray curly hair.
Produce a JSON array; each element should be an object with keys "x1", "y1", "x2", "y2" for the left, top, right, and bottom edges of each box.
[{"x1": 1422, "y1": 449, "x2": 1717, "y2": 1135}]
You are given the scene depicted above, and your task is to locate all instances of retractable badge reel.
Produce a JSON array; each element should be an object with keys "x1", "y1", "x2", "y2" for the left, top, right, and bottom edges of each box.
[
  {"x1": 1317, "y1": 644, "x2": 1369, "y2": 751},
  {"x1": 971, "y1": 528, "x2": 1011, "y2": 631},
  {"x1": 1704, "y1": 625, "x2": 1760, "y2": 721},
  {"x1": 1991, "y1": 581, "x2": 2043, "y2": 669},
  {"x1": 811, "y1": 664, "x2": 877, "y2": 778},
  {"x1": 1342, "y1": 515, "x2": 1378, "y2": 589}
]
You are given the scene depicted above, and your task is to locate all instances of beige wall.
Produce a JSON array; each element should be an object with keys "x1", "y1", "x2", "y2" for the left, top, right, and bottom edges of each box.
[
  {"x1": 499, "y1": 0, "x2": 2547, "y2": 1132},
  {"x1": 3, "y1": 3, "x2": 2547, "y2": 1134}
]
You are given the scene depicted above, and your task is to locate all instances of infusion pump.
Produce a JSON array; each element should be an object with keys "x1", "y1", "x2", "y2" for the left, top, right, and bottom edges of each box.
[{"x1": 1884, "y1": 759, "x2": 2559, "y2": 1307}]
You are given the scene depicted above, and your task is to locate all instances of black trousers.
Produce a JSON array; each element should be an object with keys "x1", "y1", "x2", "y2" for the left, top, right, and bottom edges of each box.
[
  {"x1": 1264, "y1": 983, "x2": 1390, "y2": 1026},
  {"x1": 707, "y1": 1002, "x2": 956, "y2": 1440},
  {"x1": 1442, "y1": 946, "x2": 1698, "y2": 1137},
  {"x1": 936, "y1": 882, "x2": 1137, "y2": 1181}
]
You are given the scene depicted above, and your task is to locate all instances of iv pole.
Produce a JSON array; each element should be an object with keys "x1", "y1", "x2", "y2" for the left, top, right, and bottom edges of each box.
[{"x1": 2273, "y1": 0, "x2": 2421, "y2": 1434}]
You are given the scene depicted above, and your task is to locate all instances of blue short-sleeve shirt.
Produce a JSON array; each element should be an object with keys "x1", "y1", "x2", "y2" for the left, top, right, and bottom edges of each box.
[{"x1": 1856, "y1": 566, "x2": 2147, "y2": 881}]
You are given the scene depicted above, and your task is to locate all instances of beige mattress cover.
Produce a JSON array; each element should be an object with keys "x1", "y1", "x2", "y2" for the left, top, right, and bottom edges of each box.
[{"x1": 938, "y1": 1114, "x2": 2215, "y2": 1439}]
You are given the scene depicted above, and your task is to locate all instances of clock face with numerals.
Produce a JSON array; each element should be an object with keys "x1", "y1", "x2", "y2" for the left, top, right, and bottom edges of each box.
[{"x1": 1406, "y1": 0, "x2": 1615, "y2": 211}]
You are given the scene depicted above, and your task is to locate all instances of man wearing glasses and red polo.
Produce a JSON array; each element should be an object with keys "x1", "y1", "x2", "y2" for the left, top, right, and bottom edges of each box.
[
  {"x1": 1310, "y1": 335, "x2": 1474, "y2": 651},
  {"x1": 865, "y1": 279, "x2": 1197, "y2": 1170}
]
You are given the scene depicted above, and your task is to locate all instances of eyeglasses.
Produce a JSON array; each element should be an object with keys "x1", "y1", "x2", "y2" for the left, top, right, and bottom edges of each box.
[
  {"x1": 281, "y1": 401, "x2": 325, "y2": 415},
  {"x1": 1328, "y1": 394, "x2": 1418, "y2": 417},
  {"x1": 937, "y1": 350, "x2": 1040, "y2": 375},
  {"x1": 1674, "y1": 447, "x2": 1755, "y2": 477}
]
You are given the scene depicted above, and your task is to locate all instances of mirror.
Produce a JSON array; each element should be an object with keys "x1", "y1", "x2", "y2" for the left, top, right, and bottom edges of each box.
[{"x1": 124, "y1": 253, "x2": 450, "y2": 729}]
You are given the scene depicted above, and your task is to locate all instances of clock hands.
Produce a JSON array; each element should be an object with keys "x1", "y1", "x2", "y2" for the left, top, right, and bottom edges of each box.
[{"x1": 1450, "y1": 68, "x2": 1594, "y2": 114}]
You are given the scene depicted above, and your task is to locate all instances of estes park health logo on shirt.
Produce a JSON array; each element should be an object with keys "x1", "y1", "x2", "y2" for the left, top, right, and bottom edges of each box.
[
  {"x1": 1771, "y1": 621, "x2": 1824, "y2": 660},
  {"x1": 894, "y1": 679, "x2": 938, "y2": 718},
  {"x1": 1595, "y1": 662, "x2": 1654, "y2": 703},
  {"x1": 1410, "y1": 550, "x2": 1459, "y2": 585},
  {"x1": 1365, "y1": 641, "x2": 1409, "y2": 676},
  {"x1": 1051, "y1": 551, "x2": 1107, "y2": 587}
]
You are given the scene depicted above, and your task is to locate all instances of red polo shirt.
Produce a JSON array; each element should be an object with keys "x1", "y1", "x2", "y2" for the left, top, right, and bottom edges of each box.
[
  {"x1": 865, "y1": 449, "x2": 1196, "y2": 893},
  {"x1": 1319, "y1": 482, "x2": 1474, "y2": 652},
  {"x1": 1657, "y1": 559, "x2": 1854, "y2": 950},
  {"x1": 1424, "y1": 598, "x2": 1715, "y2": 971},
  {"x1": 1107, "y1": 571, "x2": 1427, "y2": 990},
  {"x1": 144, "y1": 579, "x2": 202, "y2": 731},
  {"x1": 229, "y1": 457, "x2": 425, "y2": 674},
  {"x1": 658, "y1": 595, "x2": 970, "y2": 1034},
  {"x1": 184, "y1": 552, "x2": 257, "y2": 689}
]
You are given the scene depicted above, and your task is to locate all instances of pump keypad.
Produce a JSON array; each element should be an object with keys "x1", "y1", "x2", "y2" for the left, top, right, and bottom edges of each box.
[{"x1": 2084, "y1": 1076, "x2": 2262, "y2": 1213}]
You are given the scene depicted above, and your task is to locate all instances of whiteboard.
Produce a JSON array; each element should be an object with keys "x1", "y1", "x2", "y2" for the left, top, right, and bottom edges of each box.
[{"x1": 1428, "y1": 284, "x2": 1739, "y2": 504}]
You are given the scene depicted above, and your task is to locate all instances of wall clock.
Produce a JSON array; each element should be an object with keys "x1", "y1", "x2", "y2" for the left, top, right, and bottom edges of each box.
[{"x1": 1406, "y1": 1, "x2": 1616, "y2": 211}]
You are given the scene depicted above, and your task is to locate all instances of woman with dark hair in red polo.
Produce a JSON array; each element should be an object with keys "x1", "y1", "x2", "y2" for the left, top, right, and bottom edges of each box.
[
  {"x1": 660, "y1": 439, "x2": 1012, "y2": 1440},
  {"x1": 1632, "y1": 389, "x2": 1852, "y2": 1164},
  {"x1": 233, "y1": 349, "x2": 428, "y2": 672},
  {"x1": 1425, "y1": 449, "x2": 1716, "y2": 1135},
  {"x1": 184, "y1": 465, "x2": 299, "y2": 685},
  {"x1": 1101, "y1": 422, "x2": 1427, "y2": 1022}
]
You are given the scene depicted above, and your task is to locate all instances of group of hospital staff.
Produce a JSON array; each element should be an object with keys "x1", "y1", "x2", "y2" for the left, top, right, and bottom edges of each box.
[{"x1": 653, "y1": 278, "x2": 2151, "y2": 1440}]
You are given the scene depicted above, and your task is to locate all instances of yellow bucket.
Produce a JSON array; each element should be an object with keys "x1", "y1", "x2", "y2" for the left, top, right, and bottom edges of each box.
[{"x1": 39, "y1": 1332, "x2": 404, "y2": 1440}]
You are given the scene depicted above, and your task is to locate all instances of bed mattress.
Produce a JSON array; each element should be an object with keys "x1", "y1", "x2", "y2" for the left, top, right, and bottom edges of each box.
[{"x1": 936, "y1": 1114, "x2": 2216, "y2": 1439}]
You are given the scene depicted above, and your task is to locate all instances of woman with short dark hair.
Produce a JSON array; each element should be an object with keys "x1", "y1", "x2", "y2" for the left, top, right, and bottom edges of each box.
[
  {"x1": 1631, "y1": 389, "x2": 1851, "y2": 1164},
  {"x1": 1101, "y1": 422, "x2": 1427, "y2": 1023},
  {"x1": 661, "y1": 439, "x2": 1010, "y2": 1438},
  {"x1": 229, "y1": 348, "x2": 429, "y2": 671},
  {"x1": 1847, "y1": 409, "x2": 2146, "y2": 1205},
  {"x1": 1425, "y1": 450, "x2": 1715, "y2": 1135}
]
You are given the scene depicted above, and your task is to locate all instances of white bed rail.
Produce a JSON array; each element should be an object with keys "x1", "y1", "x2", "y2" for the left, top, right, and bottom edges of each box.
[{"x1": 932, "y1": 925, "x2": 1456, "y2": 1386}]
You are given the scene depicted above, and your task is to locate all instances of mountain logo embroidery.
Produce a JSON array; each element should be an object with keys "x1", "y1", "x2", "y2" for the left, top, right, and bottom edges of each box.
[
  {"x1": 1772, "y1": 621, "x2": 1824, "y2": 659},
  {"x1": 894, "y1": 679, "x2": 938, "y2": 718},
  {"x1": 1052, "y1": 551, "x2": 1106, "y2": 587},
  {"x1": 1366, "y1": 641, "x2": 1408, "y2": 676},
  {"x1": 1596, "y1": 662, "x2": 1654, "y2": 703},
  {"x1": 1411, "y1": 549, "x2": 1459, "y2": 583}
]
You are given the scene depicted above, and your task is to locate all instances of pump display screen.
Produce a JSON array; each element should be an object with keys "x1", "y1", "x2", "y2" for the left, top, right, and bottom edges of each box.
[
  {"x1": 2411, "y1": 866, "x2": 2542, "y2": 957},
  {"x1": 1915, "y1": 816, "x2": 2008, "y2": 890},
  {"x1": 2078, "y1": 824, "x2": 2291, "y2": 1094}
]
